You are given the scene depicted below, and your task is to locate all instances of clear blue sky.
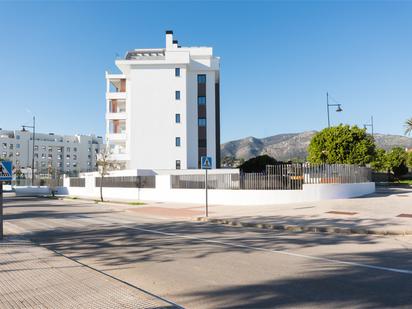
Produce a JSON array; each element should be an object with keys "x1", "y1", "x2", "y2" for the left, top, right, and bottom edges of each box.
[{"x1": 1, "y1": 1, "x2": 411, "y2": 142}]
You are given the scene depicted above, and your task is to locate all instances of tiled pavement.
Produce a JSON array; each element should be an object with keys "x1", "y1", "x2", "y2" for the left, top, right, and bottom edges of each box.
[{"x1": 0, "y1": 237, "x2": 178, "y2": 309}]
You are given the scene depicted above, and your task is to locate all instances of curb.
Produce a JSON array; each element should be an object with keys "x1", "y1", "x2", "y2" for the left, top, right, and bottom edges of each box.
[{"x1": 195, "y1": 217, "x2": 412, "y2": 236}]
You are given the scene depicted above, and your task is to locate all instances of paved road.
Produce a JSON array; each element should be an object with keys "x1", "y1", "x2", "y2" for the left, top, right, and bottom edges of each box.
[{"x1": 3, "y1": 197, "x2": 412, "y2": 308}]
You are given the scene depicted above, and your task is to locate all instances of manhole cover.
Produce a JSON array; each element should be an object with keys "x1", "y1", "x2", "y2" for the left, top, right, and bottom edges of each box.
[
  {"x1": 397, "y1": 214, "x2": 412, "y2": 218},
  {"x1": 326, "y1": 211, "x2": 357, "y2": 215}
]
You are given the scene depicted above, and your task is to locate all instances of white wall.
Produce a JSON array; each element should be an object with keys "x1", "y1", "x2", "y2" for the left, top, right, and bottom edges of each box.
[{"x1": 62, "y1": 173, "x2": 375, "y2": 206}]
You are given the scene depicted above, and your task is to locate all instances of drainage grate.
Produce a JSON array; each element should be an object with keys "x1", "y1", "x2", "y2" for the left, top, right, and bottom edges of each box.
[
  {"x1": 326, "y1": 211, "x2": 357, "y2": 216},
  {"x1": 397, "y1": 213, "x2": 412, "y2": 218}
]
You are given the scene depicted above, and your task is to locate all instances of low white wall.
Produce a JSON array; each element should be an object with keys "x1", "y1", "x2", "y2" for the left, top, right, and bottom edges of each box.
[
  {"x1": 14, "y1": 186, "x2": 51, "y2": 196},
  {"x1": 62, "y1": 172, "x2": 375, "y2": 205}
]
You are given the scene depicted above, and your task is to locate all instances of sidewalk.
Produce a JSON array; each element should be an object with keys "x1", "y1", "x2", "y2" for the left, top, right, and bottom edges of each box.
[
  {"x1": 194, "y1": 186, "x2": 412, "y2": 235},
  {"x1": 59, "y1": 186, "x2": 412, "y2": 235},
  {"x1": 0, "y1": 237, "x2": 178, "y2": 309}
]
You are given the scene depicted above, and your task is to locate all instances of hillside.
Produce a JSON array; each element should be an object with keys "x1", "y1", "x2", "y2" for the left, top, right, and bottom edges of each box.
[{"x1": 221, "y1": 131, "x2": 412, "y2": 161}]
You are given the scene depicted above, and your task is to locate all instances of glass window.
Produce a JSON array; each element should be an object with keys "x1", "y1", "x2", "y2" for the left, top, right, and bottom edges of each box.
[
  {"x1": 48, "y1": 146, "x2": 52, "y2": 152},
  {"x1": 34, "y1": 145, "x2": 39, "y2": 151},
  {"x1": 42, "y1": 146, "x2": 46, "y2": 151},
  {"x1": 175, "y1": 90, "x2": 181, "y2": 100},
  {"x1": 198, "y1": 139, "x2": 207, "y2": 148},
  {"x1": 16, "y1": 144, "x2": 20, "y2": 149},
  {"x1": 198, "y1": 96, "x2": 206, "y2": 105},
  {"x1": 16, "y1": 152, "x2": 20, "y2": 157},
  {"x1": 175, "y1": 68, "x2": 180, "y2": 77},
  {"x1": 67, "y1": 147, "x2": 70, "y2": 152},
  {"x1": 2, "y1": 143, "x2": 6, "y2": 149},
  {"x1": 197, "y1": 74, "x2": 206, "y2": 84},
  {"x1": 175, "y1": 137, "x2": 181, "y2": 147},
  {"x1": 9, "y1": 144, "x2": 13, "y2": 150},
  {"x1": 16, "y1": 135, "x2": 20, "y2": 140},
  {"x1": 198, "y1": 118, "x2": 206, "y2": 127},
  {"x1": 176, "y1": 160, "x2": 181, "y2": 170},
  {"x1": 175, "y1": 114, "x2": 181, "y2": 123},
  {"x1": 73, "y1": 147, "x2": 77, "y2": 152}
]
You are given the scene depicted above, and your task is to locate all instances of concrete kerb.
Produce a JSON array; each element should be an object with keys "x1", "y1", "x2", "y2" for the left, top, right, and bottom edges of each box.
[{"x1": 195, "y1": 217, "x2": 412, "y2": 236}]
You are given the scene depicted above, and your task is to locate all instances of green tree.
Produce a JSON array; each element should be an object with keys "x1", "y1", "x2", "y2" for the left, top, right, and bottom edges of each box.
[
  {"x1": 370, "y1": 148, "x2": 387, "y2": 172},
  {"x1": 386, "y1": 147, "x2": 408, "y2": 178},
  {"x1": 307, "y1": 125, "x2": 376, "y2": 165},
  {"x1": 407, "y1": 152, "x2": 412, "y2": 169},
  {"x1": 239, "y1": 155, "x2": 277, "y2": 173},
  {"x1": 405, "y1": 118, "x2": 412, "y2": 136}
]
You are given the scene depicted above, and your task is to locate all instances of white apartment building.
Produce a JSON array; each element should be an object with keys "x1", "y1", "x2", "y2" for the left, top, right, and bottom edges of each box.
[
  {"x1": 105, "y1": 30, "x2": 221, "y2": 170},
  {"x1": 0, "y1": 129, "x2": 103, "y2": 175}
]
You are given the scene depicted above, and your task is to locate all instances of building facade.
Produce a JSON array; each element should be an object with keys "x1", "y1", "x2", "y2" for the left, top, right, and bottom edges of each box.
[
  {"x1": 105, "y1": 30, "x2": 220, "y2": 170},
  {"x1": 0, "y1": 129, "x2": 103, "y2": 175}
]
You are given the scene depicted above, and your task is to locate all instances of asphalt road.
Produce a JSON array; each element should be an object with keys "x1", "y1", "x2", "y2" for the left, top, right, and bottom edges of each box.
[{"x1": 3, "y1": 196, "x2": 412, "y2": 308}]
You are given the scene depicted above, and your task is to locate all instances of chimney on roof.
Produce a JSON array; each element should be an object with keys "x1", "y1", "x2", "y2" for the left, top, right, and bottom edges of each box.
[
  {"x1": 173, "y1": 39, "x2": 178, "y2": 49},
  {"x1": 165, "y1": 30, "x2": 173, "y2": 50}
]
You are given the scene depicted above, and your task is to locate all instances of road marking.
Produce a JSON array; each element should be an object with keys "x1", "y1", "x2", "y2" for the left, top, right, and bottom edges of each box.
[{"x1": 127, "y1": 226, "x2": 412, "y2": 275}]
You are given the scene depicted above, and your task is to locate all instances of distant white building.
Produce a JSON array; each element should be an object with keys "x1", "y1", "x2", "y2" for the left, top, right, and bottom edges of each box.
[
  {"x1": 105, "y1": 30, "x2": 221, "y2": 170},
  {"x1": 0, "y1": 129, "x2": 103, "y2": 175}
]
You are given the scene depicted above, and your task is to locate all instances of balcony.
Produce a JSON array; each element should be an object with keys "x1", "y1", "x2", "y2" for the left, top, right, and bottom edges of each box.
[
  {"x1": 106, "y1": 112, "x2": 127, "y2": 120},
  {"x1": 107, "y1": 133, "x2": 126, "y2": 141},
  {"x1": 106, "y1": 92, "x2": 126, "y2": 100}
]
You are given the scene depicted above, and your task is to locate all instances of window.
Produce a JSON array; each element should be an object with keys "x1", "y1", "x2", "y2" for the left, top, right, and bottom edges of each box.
[
  {"x1": 15, "y1": 152, "x2": 20, "y2": 157},
  {"x1": 175, "y1": 68, "x2": 180, "y2": 77},
  {"x1": 175, "y1": 90, "x2": 181, "y2": 100},
  {"x1": 73, "y1": 147, "x2": 77, "y2": 152},
  {"x1": 73, "y1": 163, "x2": 77, "y2": 168},
  {"x1": 197, "y1": 74, "x2": 206, "y2": 84},
  {"x1": 2, "y1": 143, "x2": 6, "y2": 149},
  {"x1": 34, "y1": 145, "x2": 39, "y2": 151},
  {"x1": 16, "y1": 144, "x2": 20, "y2": 149},
  {"x1": 34, "y1": 153, "x2": 39, "y2": 159},
  {"x1": 198, "y1": 96, "x2": 206, "y2": 105},
  {"x1": 175, "y1": 114, "x2": 181, "y2": 123},
  {"x1": 198, "y1": 139, "x2": 207, "y2": 147},
  {"x1": 57, "y1": 147, "x2": 62, "y2": 153},
  {"x1": 175, "y1": 137, "x2": 181, "y2": 147},
  {"x1": 9, "y1": 144, "x2": 13, "y2": 150},
  {"x1": 57, "y1": 154, "x2": 62, "y2": 160},
  {"x1": 41, "y1": 162, "x2": 46, "y2": 168},
  {"x1": 198, "y1": 118, "x2": 206, "y2": 127},
  {"x1": 41, "y1": 153, "x2": 46, "y2": 159},
  {"x1": 66, "y1": 154, "x2": 70, "y2": 159},
  {"x1": 73, "y1": 155, "x2": 77, "y2": 160},
  {"x1": 48, "y1": 154, "x2": 52, "y2": 159},
  {"x1": 67, "y1": 147, "x2": 70, "y2": 152},
  {"x1": 2, "y1": 152, "x2": 6, "y2": 158},
  {"x1": 48, "y1": 146, "x2": 52, "y2": 152},
  {"x1": 176, "y1": 160, "x2": 181, "y2": 170},
  {"x1": 16, "y1": 135, "x2": 20, "y2": 140},
  {"x1": 42, "y1": 146, "x2": 46, "y2": 151}
]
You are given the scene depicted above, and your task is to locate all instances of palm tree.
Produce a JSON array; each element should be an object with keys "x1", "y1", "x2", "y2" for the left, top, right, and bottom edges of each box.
[{"x1": 405, "y1": 118, "x2": 412, "y2": 136}]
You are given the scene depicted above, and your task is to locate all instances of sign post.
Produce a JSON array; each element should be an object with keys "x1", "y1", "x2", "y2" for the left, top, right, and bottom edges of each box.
[
  {"x1": 0, "y1": 161, "x2": 13, "y2": 240},
  {"x1": 201, "y1": 156, "x2": 212, "y2": 217}
]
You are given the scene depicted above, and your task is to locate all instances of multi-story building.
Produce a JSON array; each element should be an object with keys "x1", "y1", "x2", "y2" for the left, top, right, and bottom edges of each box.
[
  {"x1": 105, "y1": 30, "x2": 221, "y2": 170},
  {"x1": 0, "y1": 129, "x2": 103, "y2": 175}
]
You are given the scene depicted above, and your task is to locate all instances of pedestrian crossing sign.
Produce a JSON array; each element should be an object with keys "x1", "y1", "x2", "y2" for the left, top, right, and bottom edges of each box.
[
  {"x1": 0, "y1": 161, "x2": 12, "y2": 181},
  {"x1": 201, "y1": 156, "x2": 212, "y2": 169}
]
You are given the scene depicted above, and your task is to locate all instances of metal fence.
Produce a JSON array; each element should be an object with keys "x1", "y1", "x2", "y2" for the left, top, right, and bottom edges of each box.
[
  {"x1": 12, "y1": 178, "x2": 64, "y2": 187},
  {"x1": 70, "y1": 177, "x2": 85, "y2": 187},
  {"x1": 95, "y1": 176, "x2": 156, "y2": 188},
  {"x1": 171, "y1": 164, "x2": 372, "y2": 190}
]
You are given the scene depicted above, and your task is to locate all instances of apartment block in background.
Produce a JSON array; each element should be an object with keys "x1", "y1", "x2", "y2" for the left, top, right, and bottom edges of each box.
[
  {"x1": 105, "y1": 30, "x2": 221, "y2": 170},
  {"x1": 0, "y1": 129, "x2": 103, "y2": 175}
]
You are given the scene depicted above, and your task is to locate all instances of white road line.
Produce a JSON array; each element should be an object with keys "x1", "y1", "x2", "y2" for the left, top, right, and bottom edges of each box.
[{"x1": 127, "y1": 226, "x2": 412, "y2": 275}]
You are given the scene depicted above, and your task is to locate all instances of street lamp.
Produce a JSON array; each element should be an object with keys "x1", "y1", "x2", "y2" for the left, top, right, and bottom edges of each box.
[
  {"x1": 21, "y1": 116, "x2": 35, "y2": 186},
  {"x1": 363, "y1": 116, "x2": 374, "y2": 137},
  {"x1": 326, "y1": 92, "x2": 343, "y2": 128}
]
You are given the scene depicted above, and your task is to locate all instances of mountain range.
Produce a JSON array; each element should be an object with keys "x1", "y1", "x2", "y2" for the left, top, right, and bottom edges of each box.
[{"x1": 221, "y1": 131, "x2": 412, "y2": 161}]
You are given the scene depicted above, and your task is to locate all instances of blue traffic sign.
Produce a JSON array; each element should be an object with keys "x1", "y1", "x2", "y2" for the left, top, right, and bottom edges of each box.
[
  {"x1": 0, "y1": 161, "x2": 12, "y2": 181},
  {"x1": 201, "y1": 156, "x2": 212, "y2": 169}
]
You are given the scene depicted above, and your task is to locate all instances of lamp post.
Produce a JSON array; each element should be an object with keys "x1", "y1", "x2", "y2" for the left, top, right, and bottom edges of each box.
[
  {"x1": 326, "y1": 92, "x2": 343, "y2": 128},
  {"x1": 21, "y1": 116, "x2": 35, "y2": 186},
  {"x1": 363, "y1": 116, "x2": 374, "y2": 137}
]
